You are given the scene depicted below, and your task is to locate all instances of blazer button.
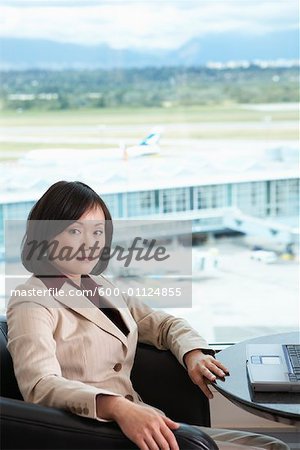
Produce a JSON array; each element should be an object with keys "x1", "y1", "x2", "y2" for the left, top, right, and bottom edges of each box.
[
  {"x1": 125, "y1": 394, "x2": 134, "y2": 401},
  {"x1": 113, "y1": 363, "x2": 122, "y2": 372},
  {"x1": 76, "y1": 407, "x2": 83, "y2": 414}
]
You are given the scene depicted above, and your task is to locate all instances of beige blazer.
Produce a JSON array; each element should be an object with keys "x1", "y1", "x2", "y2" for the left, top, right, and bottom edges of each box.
[{"x1": 6, "y1": 273, "x2": 213, "y2": 422}]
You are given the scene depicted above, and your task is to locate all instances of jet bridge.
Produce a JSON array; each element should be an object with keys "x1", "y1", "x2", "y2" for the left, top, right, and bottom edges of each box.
[{"x1": 223, "y1": 208, "x2": 299, "y2": 249}]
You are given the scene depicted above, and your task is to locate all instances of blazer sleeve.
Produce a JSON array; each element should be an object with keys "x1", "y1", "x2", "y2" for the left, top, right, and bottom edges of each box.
[
  {"x1": 6, "y1": 301, "x2": 122, "y2": 423},
  {"x1": 122, "y1": 292, "x2": 216, "y2": 367}
]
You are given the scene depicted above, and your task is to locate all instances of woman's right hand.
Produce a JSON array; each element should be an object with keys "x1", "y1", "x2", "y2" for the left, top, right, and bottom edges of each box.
[{"x1": 97, "y1": 395, "x2": 180, "y2": 450}]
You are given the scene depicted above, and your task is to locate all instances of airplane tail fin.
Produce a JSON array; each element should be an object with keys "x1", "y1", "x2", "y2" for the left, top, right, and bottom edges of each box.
[{"x1": 139, "y1": 132, "x2": 161, "y2": 146}]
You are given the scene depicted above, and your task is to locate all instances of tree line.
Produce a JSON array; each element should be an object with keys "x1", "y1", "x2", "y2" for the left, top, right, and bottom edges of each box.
[{"x1": 0, "y1": 66, "x2": 298, "y2": 110}]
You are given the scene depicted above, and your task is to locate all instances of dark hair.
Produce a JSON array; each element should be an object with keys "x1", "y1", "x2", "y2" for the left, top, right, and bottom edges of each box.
[{"x1": 21, "y1": 181, "x2": 113, "y2": 276}]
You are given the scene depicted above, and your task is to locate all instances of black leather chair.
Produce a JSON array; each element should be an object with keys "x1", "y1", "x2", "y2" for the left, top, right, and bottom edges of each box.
[{"x1": 0, "y1": 315, "x2": 218, "y2": 449}]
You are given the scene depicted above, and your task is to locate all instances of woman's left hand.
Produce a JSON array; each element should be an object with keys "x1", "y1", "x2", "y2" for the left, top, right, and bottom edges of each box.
[{"x1": 184, "y1": 349, "x2": 229, "y2": 400}]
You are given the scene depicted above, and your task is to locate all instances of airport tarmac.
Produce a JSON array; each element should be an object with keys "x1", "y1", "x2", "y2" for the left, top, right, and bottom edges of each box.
[
  {"x1": 190, "y1": 238, "x2": 298, "y2": 344},
  {"x1": 114, "y1": 236, "x2": 299, "y2": 345}
]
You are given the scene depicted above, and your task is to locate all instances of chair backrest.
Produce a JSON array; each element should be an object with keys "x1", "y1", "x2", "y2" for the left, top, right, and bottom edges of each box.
[
  {"x1": 0, "y1": 314, "x2": 210, "y2": 425},
  {"x1": 0, "y1": 315, "x2": 23, "y2": 400}
]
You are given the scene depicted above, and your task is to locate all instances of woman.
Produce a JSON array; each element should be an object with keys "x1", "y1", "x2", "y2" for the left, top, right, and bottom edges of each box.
[{"x1": 7, "y1": 181, "x2": 288, "y2": 450}]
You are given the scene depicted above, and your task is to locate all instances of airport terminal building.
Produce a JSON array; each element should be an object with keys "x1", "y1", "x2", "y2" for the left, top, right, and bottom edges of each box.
[{"x1": 0, "y1": 146, "x2": 299, "y2": 253}]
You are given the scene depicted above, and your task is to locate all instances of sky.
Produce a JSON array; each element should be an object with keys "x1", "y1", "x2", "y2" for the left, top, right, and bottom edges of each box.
[{"x1": 0, "y1": 0, "x2": 299, "y2": 50}]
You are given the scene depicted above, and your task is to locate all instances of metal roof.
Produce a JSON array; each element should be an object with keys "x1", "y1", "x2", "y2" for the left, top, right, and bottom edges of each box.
[{"x1": 0, "y1": 144, "x2": 298, "y2": 204}]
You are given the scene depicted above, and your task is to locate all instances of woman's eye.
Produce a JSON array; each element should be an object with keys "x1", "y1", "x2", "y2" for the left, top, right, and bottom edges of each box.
[
  {"x1": 95, "y1": 230, "x2": 103, "y2": 236},
  {"x1": 68, "y1": 229, "x2": 80, "y2": 235}
]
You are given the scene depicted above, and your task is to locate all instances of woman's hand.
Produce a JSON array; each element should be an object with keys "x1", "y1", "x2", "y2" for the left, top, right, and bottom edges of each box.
[
  {"x1": 97, "y1": 395, "x2": 180, "y2": 450},
  {"x1": 184, "y1": 349, "x2": 230, "y2": 400}
]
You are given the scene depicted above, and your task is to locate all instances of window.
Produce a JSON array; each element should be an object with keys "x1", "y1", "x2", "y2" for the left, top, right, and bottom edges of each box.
[{"x1": 1, "y1": 1, "x2": 298, "y2": 346}]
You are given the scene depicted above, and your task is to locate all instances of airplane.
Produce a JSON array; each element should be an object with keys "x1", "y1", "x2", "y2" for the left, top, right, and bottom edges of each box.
[
  {"x1": 19, "y1": 131, "x2": 161, "y2": 167},
  {"x1": 122, "y1": 132, "x2": 161, "y2": 159}
]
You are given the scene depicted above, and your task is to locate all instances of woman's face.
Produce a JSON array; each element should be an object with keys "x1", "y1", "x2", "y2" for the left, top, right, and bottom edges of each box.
[{"x1": 49, "y1": 206, "x2": 106, "y2": 276}]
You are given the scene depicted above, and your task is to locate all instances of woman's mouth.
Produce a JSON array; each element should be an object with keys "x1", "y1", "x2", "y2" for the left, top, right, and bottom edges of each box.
[{"x1": 76, "y1": 257, "x2": 94, "y2": 262}]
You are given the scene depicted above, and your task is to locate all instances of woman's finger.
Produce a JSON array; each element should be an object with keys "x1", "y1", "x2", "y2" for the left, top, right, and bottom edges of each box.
[
  {"x1": 207, "y1": 361, "x2": 226, "y2": 378},
  {"x1": 139, "y1": 440, "x2": 151, "y2": 450},
  {"x1": 197, "y1": 378, "x2": 214, "y2": 399},
  {"x1": 162, "y1": 416, "x2": 180, "y2": 430},
  {"x1": 200, "y1": 365, "x2": 216, "y2": 382},
  {"x1": 145, "y1": 432, "x2": 168, "y2": 450},
  {"x1": 213, "y1": 358, "x2": 230, "y2": 373},
  {"x1": 160, "y1": 423, "x2": 180, "y2": 450}
]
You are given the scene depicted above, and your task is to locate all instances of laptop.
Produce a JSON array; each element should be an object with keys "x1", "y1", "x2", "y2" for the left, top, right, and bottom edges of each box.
[{"x1": 246, "y1": 343, "x2": 300, "y2": 392}]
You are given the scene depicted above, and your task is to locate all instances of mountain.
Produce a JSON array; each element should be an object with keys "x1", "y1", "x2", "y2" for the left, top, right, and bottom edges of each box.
[
  {"x1": 0, "y1": 39, "x2": 166, "y2": 69},
  {"x1": 0, "y1": 30, "x2": 298, "y2": 69},
  {"x1": 171, "y1": 30, "x2": 299, "y2": 65}
]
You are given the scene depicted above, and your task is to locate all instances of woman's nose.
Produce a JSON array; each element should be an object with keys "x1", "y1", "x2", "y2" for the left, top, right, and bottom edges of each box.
[{"x1": 82, "y1": 232, "x2": 101, "y2": 252}]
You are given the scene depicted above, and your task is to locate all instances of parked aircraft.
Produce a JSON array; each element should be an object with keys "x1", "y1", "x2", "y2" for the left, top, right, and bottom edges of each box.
[{"x1": 19, "y1": 132, "x2": 161, "y2": 166}]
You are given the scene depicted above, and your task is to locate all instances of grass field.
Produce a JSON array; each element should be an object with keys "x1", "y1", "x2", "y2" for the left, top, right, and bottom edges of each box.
[
  {"x1": 0, "y1": 104, "x2": 298, "y2": 126},
  {"x1": 0, "y1": 104, "x2": 298, "y2": 160}
]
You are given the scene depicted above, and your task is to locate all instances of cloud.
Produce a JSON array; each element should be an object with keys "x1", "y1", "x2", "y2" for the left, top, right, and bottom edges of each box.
[{"x1": 0, "y1": 1, "x2": 298, "y2": 49}]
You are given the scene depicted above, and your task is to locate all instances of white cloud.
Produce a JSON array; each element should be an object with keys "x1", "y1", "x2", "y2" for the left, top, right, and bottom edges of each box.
[{"x1": 0, "y1": 1, "x2": 298, "y2": 49}]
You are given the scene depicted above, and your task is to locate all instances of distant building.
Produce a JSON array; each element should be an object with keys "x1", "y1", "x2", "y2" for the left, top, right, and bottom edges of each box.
[{"x1": 0, "y1": 145, "x2": 299, "y2": 252}]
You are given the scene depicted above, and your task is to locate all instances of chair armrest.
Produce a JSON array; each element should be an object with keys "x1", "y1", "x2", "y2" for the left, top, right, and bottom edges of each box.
[
  {"x1": 0, "y1": 396, "x2": 135, "y2": 449},
  {"x1": 1, "y1": 396, "x2": 218, "y2": 450}
]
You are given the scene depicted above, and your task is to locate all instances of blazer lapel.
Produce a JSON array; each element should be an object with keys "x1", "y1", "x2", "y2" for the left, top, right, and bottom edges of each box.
[
  {"x1": 52, "y1": 279, "x2": 130, "y2": 348},
  {"x1": 89, "y1": 274, "x2": 134, "y2": 336}
]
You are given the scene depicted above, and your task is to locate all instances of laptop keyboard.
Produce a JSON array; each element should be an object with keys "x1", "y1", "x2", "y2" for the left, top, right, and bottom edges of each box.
[{"x1": 285, "y1": 344, "x2": 300, "y2": 382}]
